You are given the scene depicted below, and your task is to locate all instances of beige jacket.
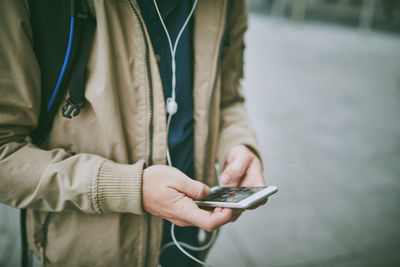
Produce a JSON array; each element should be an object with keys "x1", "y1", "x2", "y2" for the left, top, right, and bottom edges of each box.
[{"x1": 0, "y1": 0, "x2": 260, "y2": 266}]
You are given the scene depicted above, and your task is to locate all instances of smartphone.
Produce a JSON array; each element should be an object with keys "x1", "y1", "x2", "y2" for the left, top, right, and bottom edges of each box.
[{"x1": 194, "y1": 186, "x2": 278, "y2": 209}]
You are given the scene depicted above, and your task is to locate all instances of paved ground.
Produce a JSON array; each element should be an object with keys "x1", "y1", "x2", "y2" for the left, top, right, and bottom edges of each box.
[
  {"x1": 207, "y1": 13, "x2": 400, "y2": 267},
  {"x1": 1, "y1": 10, "x2": 400, "y2": 267}
]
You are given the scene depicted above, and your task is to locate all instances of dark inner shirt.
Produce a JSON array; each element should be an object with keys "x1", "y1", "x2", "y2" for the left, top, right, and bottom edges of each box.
[
  {"x1": 136, "y1": 2, "x2": 199, "y2": 267},
  {"x1": 137, "y1": 0, "x2": 195, "y2": 179}
]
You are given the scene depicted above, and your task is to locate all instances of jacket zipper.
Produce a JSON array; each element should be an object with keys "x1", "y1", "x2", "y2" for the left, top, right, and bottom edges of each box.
[
  {"x1": 127, "y1": 1, "x2": 153, "y2": 267},
  {"x1": 126, "y1": 1, "x2": 153, "y2": 167}
]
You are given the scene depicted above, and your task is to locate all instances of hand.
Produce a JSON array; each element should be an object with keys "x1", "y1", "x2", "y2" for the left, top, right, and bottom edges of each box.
[
  {"x1": 220, "y1": 145, "x2": 267, "y2": 221},
  {"x1": 221, "y1": 145, "x2": 266, "y2": 187},
  {"x1": 142, "y1": 165, "x2": 233, "y2": 232}
]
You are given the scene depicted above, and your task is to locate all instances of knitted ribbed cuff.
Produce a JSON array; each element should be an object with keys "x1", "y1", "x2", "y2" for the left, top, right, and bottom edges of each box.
[{"x1": 93, "y1": 160, "x2": 145, "y2": 215}]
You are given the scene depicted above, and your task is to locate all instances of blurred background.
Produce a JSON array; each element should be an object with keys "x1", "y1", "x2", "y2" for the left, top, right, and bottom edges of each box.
[
  {"x1": 208, "y1": 0, "x2": 400, "y2": 266},
  {"x1": 1, "y1": 0, "x2": 400, "y2": 266}
]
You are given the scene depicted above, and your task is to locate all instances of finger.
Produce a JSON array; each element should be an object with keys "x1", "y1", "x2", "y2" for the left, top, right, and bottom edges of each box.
[
  {"x1": 214, "y1": 207, "x2": 224, "y2": 213},
  {"x1": 172, "y1": 177, "x2": 210, "y2": 200},
  {"x1": 240, "y1": 158, "x2": 266, "y2": 187},
  {"x1": 182, "y1": 205, "x2": 233, "y2": 232},
  {"x1": 221, "y1": 154, "x2": 253, "y2": 187}
]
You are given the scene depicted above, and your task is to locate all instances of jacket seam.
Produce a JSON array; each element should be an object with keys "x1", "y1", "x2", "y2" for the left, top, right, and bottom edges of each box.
[{"x1": 92, "y1": 158, "x2": 106, "y2": 214}]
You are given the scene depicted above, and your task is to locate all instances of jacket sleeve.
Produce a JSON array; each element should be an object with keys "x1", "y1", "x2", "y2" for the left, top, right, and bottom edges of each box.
[
  {"x1": 217, "y1": 0, "x2": 262, "y2": 169},
  {"x1": 0, "y1": 0, "x2": 145, "y2": 215}
]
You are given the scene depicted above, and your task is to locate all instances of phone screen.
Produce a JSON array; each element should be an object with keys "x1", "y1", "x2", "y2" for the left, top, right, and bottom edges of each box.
[{"x1": 202, "y1": 187, "x2": 265, "y2": 203}]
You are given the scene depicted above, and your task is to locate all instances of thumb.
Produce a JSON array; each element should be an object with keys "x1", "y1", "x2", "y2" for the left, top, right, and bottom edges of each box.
[
  {"x1": 221, "y1": 155, "x2": 252, "y2": 187},
  {"x1": 173, "y1": 177, "x2": 210, "y2": 200}
]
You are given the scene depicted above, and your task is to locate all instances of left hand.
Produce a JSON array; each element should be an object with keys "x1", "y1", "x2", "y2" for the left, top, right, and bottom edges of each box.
[{"x1": 220, "y1": 145, "x2": 266, "y2": 221}]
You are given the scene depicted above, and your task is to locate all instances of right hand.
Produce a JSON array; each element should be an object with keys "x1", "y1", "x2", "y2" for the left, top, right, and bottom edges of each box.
[{"x1": 142, "y1": 165, "x2": 233, "y2": 232}]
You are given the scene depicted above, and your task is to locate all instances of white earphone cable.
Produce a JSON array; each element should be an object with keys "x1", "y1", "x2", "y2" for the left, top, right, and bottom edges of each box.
[
  {"x1": 152, "y1": 0, "x2": 198, "y2": 167},
  {"x1": 169, "y1": 224, "x2": 215, "y2": 267},
  {"x1": 153, "y1": 1, "x2": 216, "y2": 266},
  {"x1": 153, "y1": 0, "x2": 198, "y2": 101},
  {"x1": 161, "y1": 227, "x2": 218, "y2": 254}
]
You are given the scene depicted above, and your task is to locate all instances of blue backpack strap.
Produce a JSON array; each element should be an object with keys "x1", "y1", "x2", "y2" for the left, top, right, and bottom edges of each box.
[
  {"x1": 62, "y1": 0, "x2": 96, "y2": 119},
  {"x1": 29, "y1": 0, "x2": 96, "y2": 146}
]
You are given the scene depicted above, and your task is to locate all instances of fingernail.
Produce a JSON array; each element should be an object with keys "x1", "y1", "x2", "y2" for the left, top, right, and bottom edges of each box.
[{"x1": 221, "y1": 174, "x2": 230, "y2": 183}]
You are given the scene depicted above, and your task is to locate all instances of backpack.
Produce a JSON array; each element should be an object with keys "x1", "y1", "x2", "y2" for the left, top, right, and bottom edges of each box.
[
  {"x1": 29, "y1": 0, "x2": 96, "y2": 145},
  {"x1": 21, "y1": 1, "x2": 96, "y2": 266}
]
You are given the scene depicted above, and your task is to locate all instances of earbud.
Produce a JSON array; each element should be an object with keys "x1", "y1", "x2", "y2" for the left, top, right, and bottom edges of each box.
[{"x1": 166, "y1": 97, "x2": 178, "y2": 115}]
